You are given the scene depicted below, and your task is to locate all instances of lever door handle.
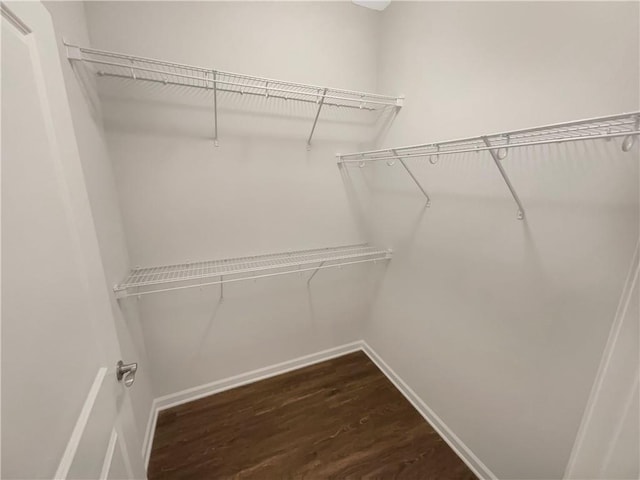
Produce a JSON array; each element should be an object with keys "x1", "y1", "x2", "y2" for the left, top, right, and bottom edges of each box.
[{"x1": 116, "y1": 360, "x2": 138, "y2": 388}]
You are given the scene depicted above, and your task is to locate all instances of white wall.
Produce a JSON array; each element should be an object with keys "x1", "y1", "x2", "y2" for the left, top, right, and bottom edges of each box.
[
  {"x1": 360, "y1": 2, "x2": 639, "y2": 479},
  {"x1": 82, "y1": 2, "x2": 388, "y2": 397},
  {"x1": 43, "y1": 0, "x2": 154, "y2": 456}
]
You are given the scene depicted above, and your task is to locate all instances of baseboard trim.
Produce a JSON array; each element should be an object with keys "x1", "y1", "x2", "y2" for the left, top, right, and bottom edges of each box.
[
  {"x1": 141, "y1": 397, "x2": 158, "y2": 469},
  {"x1": 141, "y1": 340, "x2": 496, "y2": 479},
  {"x1": 360, "y1": 341, "x2": 497, "y2": 480},
  {"x1": 142, "y1": 341, "x2": 364, "y2": 467}
]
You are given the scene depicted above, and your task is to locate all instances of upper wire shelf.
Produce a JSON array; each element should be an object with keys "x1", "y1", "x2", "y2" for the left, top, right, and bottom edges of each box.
[
  {"x1": 338, "y1": 112, "x2": 640, "y2": 165},
  {"x1": 114, "y1": 243, "x2": 392, "y2": 298},
  {"x1": 337, "y1": 112, "x2": 640, "y2": 220},
  {"x1": 65, "y1": 43, "x2": 403, "y2": 148}
]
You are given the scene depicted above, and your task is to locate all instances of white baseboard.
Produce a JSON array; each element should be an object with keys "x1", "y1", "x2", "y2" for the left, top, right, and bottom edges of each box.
[
  {"x1": 141, "y1": 396, "x2": 158, "y2": 470},
  {"x1": 141, "y1": 340, "x2": 496, "y2": 480},
  {"x1": 360, "y1": 341, "x2": 497, "y2": 480}
]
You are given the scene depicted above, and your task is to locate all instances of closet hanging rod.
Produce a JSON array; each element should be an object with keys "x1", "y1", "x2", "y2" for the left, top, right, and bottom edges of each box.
[
  {"x1": 113, "y1": 244, "x2": 392, "y2": 298},
  {"x1": 82, "y1": 57, "x2": 397, "y2": 108},
  {"x1": 94, "y1": 71, "x2": 378, "y2": 111}
]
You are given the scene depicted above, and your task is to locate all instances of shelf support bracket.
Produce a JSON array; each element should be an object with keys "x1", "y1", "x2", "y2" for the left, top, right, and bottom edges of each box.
[
  {"x1": 219, "y1": 275, "x2": 224, "y2": 300},
  {"x1": 482, "y1": 137, "x2": 525, "y2": 220},
  {"x1": 212, "y1": 70, "x2": 219, "y2": 147},
  {"x1": 113, "y1": 286, "x2": 126, "y2": 300},
  {"x1": 64, "y1": 42, "x2": 82, "y2": 61},
  {"x1": 307, "y1": 88, "x2": 328, "y2": 150},
  {"x1": 307, "y1": 261, "x2": 325, "y2": 285},
  {"x1": 392, "y1": 149, "x2": 431, "y2": 207}
]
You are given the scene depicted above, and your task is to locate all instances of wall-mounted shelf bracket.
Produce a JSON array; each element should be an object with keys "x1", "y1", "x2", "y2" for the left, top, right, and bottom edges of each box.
[
  {"x1": 212, "y1": 70, "x2": 219, "y2": 147},
  {"x1": 65, "y1": 42, "x2": 83, "y2": 61},
  {"x1": 482, "y1": 137, "x2": 525, "y2": 220},
  {"x1": 307, "y1": 260, "x2": 326, "y2": 285},
  {"x1": 307, "y1": 88, "x2": 328, "y2": 150},
  {"x1": 393, "y1": 149, "x2": 431, "y2": 207}
]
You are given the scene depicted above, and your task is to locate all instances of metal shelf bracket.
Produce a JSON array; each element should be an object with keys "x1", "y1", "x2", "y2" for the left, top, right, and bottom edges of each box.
[
  {"x1": 65, "y1": 43, "x2": 82, "y2": 61},
  {"x1": 482, "y1": 137, "x2": 525, "y2": 220},
  {"x1": 212, "y1": 70, "x2": 219, "y2": 147},
  {"x1": 307, "y1": 88, "x2": 328, "y2": 150},
  {"x1": 307, "y1": 260, "x2": 326, "y2": 285},
  {"x1": 393, "y1": 149, "x2": 431, "y2": 207}
]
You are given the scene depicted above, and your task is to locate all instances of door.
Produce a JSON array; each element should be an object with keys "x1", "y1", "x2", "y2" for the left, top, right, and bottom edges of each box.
[
  {"x1": 1, "y1": 2, "x2": 145, "y2": 478},
  {"x1": 564, "y1": 243, "x2": 639, "y2": 479}
]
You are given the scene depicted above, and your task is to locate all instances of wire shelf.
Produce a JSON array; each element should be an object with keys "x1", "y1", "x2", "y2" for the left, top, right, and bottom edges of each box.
[
  {"x1": 66, "y1": 44, "x2": 402, "y2": 112},
  {"x1": 337, "y1": 112, "x2": 640, "y2": 220},
  {"x1": 114, "y1": 244, "x2": 392, "y2": 298},
  {"x1": 337, "y1": 112, "x2": 640, "y2": 164}
]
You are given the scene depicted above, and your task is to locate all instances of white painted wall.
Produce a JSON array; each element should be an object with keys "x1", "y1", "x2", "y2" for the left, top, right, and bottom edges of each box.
[
  {"x1": 43, "y1": 0, "x2": 154, "y2": 456},
  {"x1": 359, "y1": 2, "x2": 639, "y2": 479},
  {"x1": 82, "y1": 2, "x2": 388, "y2": 397}
]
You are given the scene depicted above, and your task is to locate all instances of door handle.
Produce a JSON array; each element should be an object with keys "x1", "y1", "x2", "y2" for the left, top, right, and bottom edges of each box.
[{"x1": 116, "y1": 360, "x2": 138, "y2": 387}]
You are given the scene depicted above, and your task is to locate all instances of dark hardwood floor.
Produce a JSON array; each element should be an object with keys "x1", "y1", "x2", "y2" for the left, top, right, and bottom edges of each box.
[{"x1": 148, "y1": 351, "x2": 476, "y2": 479}]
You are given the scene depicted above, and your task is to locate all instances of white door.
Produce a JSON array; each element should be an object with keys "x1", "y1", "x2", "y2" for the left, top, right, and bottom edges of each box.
[
  {"x1": 1, "y1": 2, "x2": 145, "y2": 479},
  {"x1": 564, "y1": 243, "x2": 639, "y2": 479}
]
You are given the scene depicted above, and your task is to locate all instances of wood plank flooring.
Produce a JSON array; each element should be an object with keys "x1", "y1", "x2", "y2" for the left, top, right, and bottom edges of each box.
[{"x1": 148, "y1": 351, "x2": 476, "y2": 479}]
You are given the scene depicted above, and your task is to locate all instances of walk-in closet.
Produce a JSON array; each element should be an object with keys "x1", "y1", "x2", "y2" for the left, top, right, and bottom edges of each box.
[{"x1": 2, "y1": 1, "x2": 639, "y2": 479}]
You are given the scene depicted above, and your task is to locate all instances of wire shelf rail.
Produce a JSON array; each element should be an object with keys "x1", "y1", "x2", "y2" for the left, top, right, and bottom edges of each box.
[
  {"x1": 114, "y1": 244, "x2": 392, "y2": 298},
  {"x1": 65, "y1": 43, "x2": 403, "y2": 148},
  {"x1": 338, "y1": 112, "x2": 640, "y2": 219}
]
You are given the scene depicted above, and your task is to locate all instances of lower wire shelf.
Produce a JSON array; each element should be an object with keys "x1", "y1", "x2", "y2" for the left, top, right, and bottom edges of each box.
[{"x1": 114, "y1": 243, "x2": 392, "y2": 298}]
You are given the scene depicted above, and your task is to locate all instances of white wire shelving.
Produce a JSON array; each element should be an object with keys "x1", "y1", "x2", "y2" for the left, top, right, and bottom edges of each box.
[
  {"x1": 338, "y1": 112, "x2": 640, "y2": 219},
  {"x1": 65, "y1": 43, "x2": 403, "y2": 149},
  {"x1": 114, "y1": 244, "x2": 392, "y2": 298}
]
